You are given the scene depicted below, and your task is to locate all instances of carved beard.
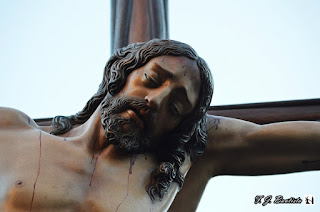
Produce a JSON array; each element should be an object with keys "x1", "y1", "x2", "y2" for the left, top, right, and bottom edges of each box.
[{"x1": 100, "y1": 94, "x2": 155, "y2": 154}]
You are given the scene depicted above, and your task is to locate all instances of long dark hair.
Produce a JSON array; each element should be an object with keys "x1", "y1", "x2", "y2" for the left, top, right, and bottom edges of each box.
[{"x1": 51, "y1": 39, "x2": 213, "y2": 201}]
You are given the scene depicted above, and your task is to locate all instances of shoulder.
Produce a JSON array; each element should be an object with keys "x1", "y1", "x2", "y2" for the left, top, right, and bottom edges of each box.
[
  {"x1": 206, "y1": 114, "x2": 258, "y2": 141},
  {"x1": 189, "y1": 114, "x2": 259, "y2": 176},
  {"x1": 204, "y1": 114, "x2": 258, "y2": 160},
  {"x1": 0, "y1": 107, "x2": 39, "y2": 129}
]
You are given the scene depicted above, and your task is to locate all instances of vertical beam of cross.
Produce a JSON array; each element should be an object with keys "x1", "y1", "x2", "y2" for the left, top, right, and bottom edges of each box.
[{"x1": 110, "y1": 0, "x2": 168, "y2": 54}]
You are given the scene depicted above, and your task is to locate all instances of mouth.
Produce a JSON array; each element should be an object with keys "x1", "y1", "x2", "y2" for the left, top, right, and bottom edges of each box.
[{"x1": 125, "y1": 109, "x2": 145, "y2": 130}]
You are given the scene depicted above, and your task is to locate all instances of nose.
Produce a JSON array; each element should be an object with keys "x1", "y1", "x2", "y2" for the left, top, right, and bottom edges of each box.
[{"x1": 145, "y1": 87, "x2": 171, "y2": 111}]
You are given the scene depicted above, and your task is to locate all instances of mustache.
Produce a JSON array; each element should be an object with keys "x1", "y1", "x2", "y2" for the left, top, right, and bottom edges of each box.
[
  {"x1": 101, "y1": 95, "x2": 148, "y2": 114},
  {"x1": 101, "y1": 95, "x2": 154, "y2": 132}
]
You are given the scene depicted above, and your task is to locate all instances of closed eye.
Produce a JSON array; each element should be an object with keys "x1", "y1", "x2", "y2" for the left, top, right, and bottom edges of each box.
[
  {"x1": 169, "y1": 103, "x2": 181, "y2": 117},
  {"x1": 144, "y1": 73, "x2": 159, "y2": 87}
]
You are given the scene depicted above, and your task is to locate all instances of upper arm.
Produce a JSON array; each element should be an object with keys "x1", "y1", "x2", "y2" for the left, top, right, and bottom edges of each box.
[
  {"x1": 205, "y1": 114, "x2": 320, "y2": 176},
  {"x1": 204, "y1": 114, "x2": 258, "y2": 176},
  {"x1": 0, "y1": 107, "x2": 39, "y2": 129}
]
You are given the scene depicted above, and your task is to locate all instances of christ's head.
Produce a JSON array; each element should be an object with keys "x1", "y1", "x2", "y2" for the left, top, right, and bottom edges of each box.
[{"x1": 100, "y1": 55, "x2": 202, "y2": 154}]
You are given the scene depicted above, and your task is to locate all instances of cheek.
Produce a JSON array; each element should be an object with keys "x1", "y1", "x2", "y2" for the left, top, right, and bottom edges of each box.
[
  {"x1": 152, "y1": 115, "x2": 180, "y2": 137},
  {"x1": 118, "y1": 76, "x2": 143, "y2": 96}
]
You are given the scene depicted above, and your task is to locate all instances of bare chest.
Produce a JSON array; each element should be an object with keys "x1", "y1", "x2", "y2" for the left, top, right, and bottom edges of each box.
[{"x1": 0, "y1": 130, "x2": 179, "y2": 212}]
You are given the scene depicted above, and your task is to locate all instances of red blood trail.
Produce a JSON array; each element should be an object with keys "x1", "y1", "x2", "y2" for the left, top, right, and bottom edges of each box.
[
  {"x1": 115, "y1": 155, "x2": 136, "y2": 212},
  {"x1": 29, "y1": 131, "x2": 42, "y2": 212},
  {"x1": 89, "y1": 151, "x2": 102, "y2": 187}
]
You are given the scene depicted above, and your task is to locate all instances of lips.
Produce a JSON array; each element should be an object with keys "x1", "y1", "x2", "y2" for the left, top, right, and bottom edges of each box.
[{"x1": 126, "y1": 109, "x2": 145, "y2": 129}]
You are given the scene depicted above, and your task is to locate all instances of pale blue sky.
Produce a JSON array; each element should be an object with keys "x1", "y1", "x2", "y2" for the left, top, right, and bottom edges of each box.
[{"x1": 0, "y1": 0, "x2": 319, "y2": 211}]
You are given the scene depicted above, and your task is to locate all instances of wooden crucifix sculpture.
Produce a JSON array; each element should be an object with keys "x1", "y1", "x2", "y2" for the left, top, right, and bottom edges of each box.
[{"x1": 0, "y1": 1, "x2": 320, "y2": 212}]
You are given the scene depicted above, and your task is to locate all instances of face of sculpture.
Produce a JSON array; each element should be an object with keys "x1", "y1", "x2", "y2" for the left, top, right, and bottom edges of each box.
[{"x1": 101, "y1": 56, "x2": 201, "y2": 153}]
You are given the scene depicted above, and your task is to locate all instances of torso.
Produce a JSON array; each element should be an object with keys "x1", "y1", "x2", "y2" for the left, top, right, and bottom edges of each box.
[{"x1": 0, "y1": 108, "x2": 189, "y2": 212}]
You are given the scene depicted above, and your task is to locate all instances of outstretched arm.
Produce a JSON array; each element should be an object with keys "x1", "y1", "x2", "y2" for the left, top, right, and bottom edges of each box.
[
  {"x1": 206, "y1": 114, "x2": 320, "y2": 176},
  {"x1": 169, "y1": 114, "x2": 320, "y2": 212}
]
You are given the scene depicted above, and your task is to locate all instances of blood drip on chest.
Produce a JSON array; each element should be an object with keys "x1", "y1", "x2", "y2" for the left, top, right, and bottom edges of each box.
[{"x1": 115, "y1": 155, "x2": 136, "y2": 212}]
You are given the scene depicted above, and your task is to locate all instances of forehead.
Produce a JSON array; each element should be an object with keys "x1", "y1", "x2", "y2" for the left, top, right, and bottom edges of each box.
[{"x1": 145, "y1": 55, "x2": 201, "y2": 109}]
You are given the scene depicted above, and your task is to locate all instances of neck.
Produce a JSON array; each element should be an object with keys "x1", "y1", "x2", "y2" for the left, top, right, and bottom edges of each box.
[{"x1": 64, "y1": 106, "x2": 119, "y2": 158}]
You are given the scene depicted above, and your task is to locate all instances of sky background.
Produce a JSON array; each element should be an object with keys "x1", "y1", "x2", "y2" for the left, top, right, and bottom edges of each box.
[{"x1": 1, "y1": 0, "x2": 320, "y2": 211}]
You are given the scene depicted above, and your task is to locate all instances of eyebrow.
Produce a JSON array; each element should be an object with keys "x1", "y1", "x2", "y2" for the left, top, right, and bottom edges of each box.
[
  {"x1": 153, "y1": 63, "x2": 193, "y2": 112},
  {"x1": 153, "y1": 63, "x2": 174, "y2": 78}
]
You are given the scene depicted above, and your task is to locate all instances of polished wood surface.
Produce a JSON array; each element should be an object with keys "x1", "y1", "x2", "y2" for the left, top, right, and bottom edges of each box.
[
  {"x1": 208, "y1": 98, "x2": 320, "y2": 124},
  {"x1": 110, "y1": 0, "x2": 168, "y2": 53}
]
